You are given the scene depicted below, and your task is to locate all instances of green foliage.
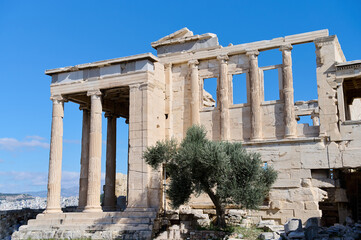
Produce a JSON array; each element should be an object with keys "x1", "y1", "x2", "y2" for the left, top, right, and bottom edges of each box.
[
  {"x1": 143, "y1": 138, "x2": 178, "y2": 170},
  {"x1": 144, "y1": 125, "x2": 277, "y2": 227},
  {"x1": 229, "y1": 226, "x2": 264, "y2": 240},
  {"x1": 197, "y1": 224, "x2": 264, "y2": 239}
]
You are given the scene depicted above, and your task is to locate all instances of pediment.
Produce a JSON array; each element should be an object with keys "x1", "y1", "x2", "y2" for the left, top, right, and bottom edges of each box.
[
  {"x1": 152, "y1": 28, "x2": 193, "y2": 46},
  {"x1": 151, "y1": 28, "x2": 197, "y2": 48}
]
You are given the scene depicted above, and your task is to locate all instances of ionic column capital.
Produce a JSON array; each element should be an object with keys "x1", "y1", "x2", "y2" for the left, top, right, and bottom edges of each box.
[
  {"x1": 246, "y1": 49, "x2": 259, "y2": 57},
  {"x1": 87, "y1": 90, "x2": 102, "y2": 97},
  {"x1": 164, "y1": 63, "x2": 172, "y2": 70},
  {"x1": 129, "y1": 83, "x2": 140, "y2": 91},
  {"x1": 217, "y1": 54, "x2": 229, "y2": 64},
  {"x1": 280, "y1": 44, "x2": 293, "y2": 51},
  {"x1": 188, "y1": 59, "x2": 199, "y2": 67},
  {"x1": 139, "y1": 82, "x2": 155, "y2": 91},
  {"x1": 50, "y1": 94, "x2": 66, "y2": 103}
]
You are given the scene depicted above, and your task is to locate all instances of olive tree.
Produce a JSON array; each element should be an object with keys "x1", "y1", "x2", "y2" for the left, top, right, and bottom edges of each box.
[{"x1": 143, "y1": 125, "x2": 277, "y2": 228}]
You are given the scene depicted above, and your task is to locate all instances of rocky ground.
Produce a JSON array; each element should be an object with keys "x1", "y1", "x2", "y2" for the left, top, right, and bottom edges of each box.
[
  {"x1": 0, "y1": 209, "x2": 42, "y2": 240},
  {"x1": 0, "y1": 196, "x2": 78, "y2": 211},
  {"x1": 0, "y1": 194, "x2": 78, "y2": 240},
  {"x1": 257, "y1": 217, "x2": 361, "y2": 240}
]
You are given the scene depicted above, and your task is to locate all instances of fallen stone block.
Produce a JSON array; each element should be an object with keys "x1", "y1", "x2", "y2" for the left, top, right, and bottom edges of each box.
[
  {"x1": 288, "y1": 230, "x2": 305, "y2": 239},
  {"x1": 285, "y1": 219, "x2": 302, "y2": 234},
  {"x1": 257, "y1": 219, "x2": 276, "y2": 228},
  {"x1": 258, "y1": 232, "x2": 275, "y2": 240}
]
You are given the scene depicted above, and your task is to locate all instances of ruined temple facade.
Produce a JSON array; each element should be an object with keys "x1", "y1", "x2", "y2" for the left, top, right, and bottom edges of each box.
[{"x1": 13, "y1": 28, "x2": 361, "y2": 238}]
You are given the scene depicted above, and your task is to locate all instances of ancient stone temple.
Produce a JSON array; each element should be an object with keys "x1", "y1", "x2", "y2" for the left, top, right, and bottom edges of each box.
[{"x1": 13, "y1": 28, "x2": 361, "y2": 239}]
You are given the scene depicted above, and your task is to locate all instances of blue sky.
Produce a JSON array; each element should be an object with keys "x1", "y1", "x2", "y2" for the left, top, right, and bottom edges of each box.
[{"x1": 0, "y1": 0, "x2": 360, "y2": 194}]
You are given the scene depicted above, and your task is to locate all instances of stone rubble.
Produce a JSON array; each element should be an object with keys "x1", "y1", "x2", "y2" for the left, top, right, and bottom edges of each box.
[
  {"x1": 155, "y1": 208, "x2": 263, "y2": 239},
  {"x1": 257, "y1": 217, "x2": 361, "y2": 240}
]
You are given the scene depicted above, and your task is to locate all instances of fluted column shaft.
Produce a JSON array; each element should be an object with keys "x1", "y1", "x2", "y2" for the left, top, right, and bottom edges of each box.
[
  {"x1": 45, "y1": 95, "x2": 65, "y2": 213},
  {"x1": 218, "y1": 55, "x2": 230, "y2": 140},
  {"x1": 84, "y1": 90, "x2": 103, "y2": 212},
  {"x1": 247, "y1": 50, "x2": 262, "y2": 140},
  {"x1": 189, "y1": 60, "x2": 200, "y2": 125},
  {"x1": 103, "y1": 113, "x2": 117, "y2": 211},
  {"x1": 78, "y1": 106, "x2": 90, "y2": 210},
  {"x1": 165, "y1": 63, "x2": 173, "y2": 139},
  {"x1": 280, "y1": 44, "x2": 297, "y2": 138}
]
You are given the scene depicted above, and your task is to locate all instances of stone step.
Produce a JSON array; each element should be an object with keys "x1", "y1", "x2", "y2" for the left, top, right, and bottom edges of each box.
[
  {"x1": 21, "y1": 223, "x2": 152, "y2": 231},
  {"x1": 13, "y1": 229, "x2": 153, "y2": 240},
  {"x1": 36, "y1": 211, "x2": 157, "y2": 220},
  {"x1": 27, "y1": 217, "x2": 152, "y2": 226}
]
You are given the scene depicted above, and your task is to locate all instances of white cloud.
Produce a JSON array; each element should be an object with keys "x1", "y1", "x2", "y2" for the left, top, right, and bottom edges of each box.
[
  {"x1": 0, "y1": 171, "x2": 83, "y2": 193},
  {"x1": 0, "y1": 171, "x2": 47, "y2": 192},
  {"x1": 0, "y1": 171, "x2": 48, "y2": 186},
  {"x1": 26, "y1": 135, "x2": 46, "y2": 141},
  {"x1": 0, "y1": 137, "x2": 49, "y2": 151},
  {"x1": 0, "y1": 171, "x2": 106, "y2": 193},
  {"x1": 61, "y1": 171, "x2": 80, "y2": 188}
]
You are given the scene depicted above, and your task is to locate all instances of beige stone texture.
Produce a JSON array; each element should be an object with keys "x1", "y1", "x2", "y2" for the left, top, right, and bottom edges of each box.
[
  {"x1": 280, "y1": 44, "x2": 297, "y2": 138},
  {"x1": 84, "y1": 90, "x2": 103, "y2": 213},
  {"x1": 78, "y1": 107, "x2": 89, "y2": 210},
  {"x1": 115, "y1": 173, "x2": 127, "y2": 197},
  {"x1": 304, "y1": 201, "x2": 319, "y2": 210},
  {"x1": 45, "y1": 95, "x2": 65, "y2": 214},
  {"x1": 103, "y1": 113, "x2": 117, "y2": 210}
]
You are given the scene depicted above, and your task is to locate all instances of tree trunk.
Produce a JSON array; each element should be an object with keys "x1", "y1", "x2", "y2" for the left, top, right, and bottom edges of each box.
[{"x1": 206, "y1": 189, "x2": 226, "y2": 228}]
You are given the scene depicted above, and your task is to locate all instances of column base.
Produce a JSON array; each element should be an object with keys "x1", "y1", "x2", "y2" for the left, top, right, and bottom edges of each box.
[
  {"x1": 125, "y1": 207, "x2": 157, "y2": 212},
  {"x1": 285, "y1": 134, "x2": 297, "y2": 139},
  {"x1": 77, "y1": 206, "x2": 85, "y2": 212},
  {"x1": 83, "y1": 206, "x2": 103, "y2": 213},
  {"x1": 43, "y1": 208, "x2": 62, "y2": 214},
  {"x1": 250, "y1": 138, "x2": 263, "y2": 142}
]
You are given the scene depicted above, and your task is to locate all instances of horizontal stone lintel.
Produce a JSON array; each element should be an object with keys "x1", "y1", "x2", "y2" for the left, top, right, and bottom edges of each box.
[
  {"x1": 159, "y1": 29, "x2": 329, "y2": 64},
  {"x1": 45, "y1": 53, "x2": 159, "y2": 75},
  {"x1": 241, "y1": 137, "x2": 323, "y2": 146},
  {"x1": 50, "y1": 72, "x2": 153, "y2": 96}
]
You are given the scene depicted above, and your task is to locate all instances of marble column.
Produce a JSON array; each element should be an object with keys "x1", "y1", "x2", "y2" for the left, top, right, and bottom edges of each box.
[
  {"x1": 84, "y1": 90, "x2": 103, "y2": 213},
  {"x1": 218, "y1": 54, "x2": 230, "y2": 140},
  {"x1": 247, "y1": 50, "x2": 263, "y2": 141},
  {"x1": 128, "y1": 83, "x2": 148, "y2": 208},
  {"x1": 44, "y1": 95, "x2": 65, "y2": 214},
  {"x1": 188, "y1": 60, "x2": 200, "y2": 125},
  {"x1": 103, "y1": 112, "x2": 117, "y2": 211},
  {"x1": 164, "y1": 63, "x2": 173, "y2": 139},
  {"x1": 77, "y1": 105, "x2": 90, "y2": 211},
  {"x1": 280, "y1": 44, "x2": 297, "y2": 138},
  {"x1": 311, "y1": 113, "x2": 320, "y2": 126}
]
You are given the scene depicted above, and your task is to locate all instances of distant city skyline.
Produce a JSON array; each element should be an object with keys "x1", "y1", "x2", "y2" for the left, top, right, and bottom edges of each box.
[{"x1": 0, "y1": 0, "x2": 360, "y2": 193}]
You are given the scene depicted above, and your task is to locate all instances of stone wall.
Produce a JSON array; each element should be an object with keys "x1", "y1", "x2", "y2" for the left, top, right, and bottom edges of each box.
[
  {"x1": 153, "y1": 29, "x2": 361, "y2": 225},
  {"x1": 0, "y1": 209, "x2": 42, "y2": 240}
]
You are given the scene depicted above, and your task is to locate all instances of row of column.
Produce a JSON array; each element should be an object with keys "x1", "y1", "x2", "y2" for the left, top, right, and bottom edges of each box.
[
  {"x1": 45, "y1": 90, "x2": 119, "y2": 213},
  {"x1": 187, "y1": 44, "x2": 297, "y2": 141}
]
